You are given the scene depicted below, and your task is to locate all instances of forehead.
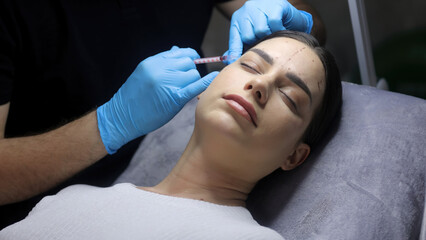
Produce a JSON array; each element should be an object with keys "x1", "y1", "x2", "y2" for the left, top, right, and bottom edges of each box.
[
  {"x1": 250, "y1": 37, "x2": 320, "y2": 69},
  {"x1": 248, "y1": 37, "x2": 325, "y2": 104}
]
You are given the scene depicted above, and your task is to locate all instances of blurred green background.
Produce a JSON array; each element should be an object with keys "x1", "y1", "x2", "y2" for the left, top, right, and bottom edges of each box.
[{"x1": 351, "y1": 28, "x2": 426, "y2": 99}]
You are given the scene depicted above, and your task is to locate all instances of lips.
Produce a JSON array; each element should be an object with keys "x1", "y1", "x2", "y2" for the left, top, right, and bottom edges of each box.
[{"x1": 223, "y1": 94, "x2": 258, "y2": 127}]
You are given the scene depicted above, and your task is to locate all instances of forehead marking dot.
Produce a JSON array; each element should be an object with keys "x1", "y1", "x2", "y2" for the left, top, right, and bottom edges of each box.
[{"x1": 284, "y1": 47, "x2": 307, "y2": 65}]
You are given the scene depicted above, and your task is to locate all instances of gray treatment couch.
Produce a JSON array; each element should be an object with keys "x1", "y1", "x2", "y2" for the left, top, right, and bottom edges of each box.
[{"x1": 115, "y1": 82, "x2": 426, "y2": 240}]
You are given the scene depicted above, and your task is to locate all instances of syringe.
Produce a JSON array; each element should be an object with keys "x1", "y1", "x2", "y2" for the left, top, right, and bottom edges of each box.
[{"x1": 194, "y1": 55, "x2": 237, "y2": 64}]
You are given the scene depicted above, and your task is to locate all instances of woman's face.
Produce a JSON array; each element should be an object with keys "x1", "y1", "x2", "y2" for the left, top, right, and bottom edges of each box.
[{"x1": 195, "y1": 37, "x2": 325, "y2": 181}]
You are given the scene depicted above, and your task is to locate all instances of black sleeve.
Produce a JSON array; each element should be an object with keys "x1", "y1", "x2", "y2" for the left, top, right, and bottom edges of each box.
[
  {"x1": 214, "y1": 0, "x2": 233, "y2": 3},
  {"x1": 0, "y1": 0, "x2": 19, "y2": 105}
]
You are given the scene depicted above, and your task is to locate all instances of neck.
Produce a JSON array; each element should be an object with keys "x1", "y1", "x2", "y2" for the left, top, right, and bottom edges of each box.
[{"x1": 140, "y1": 132, "x2": 256, "y2": 207}]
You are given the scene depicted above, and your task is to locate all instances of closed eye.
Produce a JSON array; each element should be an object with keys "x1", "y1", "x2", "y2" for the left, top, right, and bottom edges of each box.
[
  {"x1": 279, "y1": 89, "x2": 298, "y2": 113},
  {"x1": 240, "y1": 62, "x2": 261, "y2": 74}
]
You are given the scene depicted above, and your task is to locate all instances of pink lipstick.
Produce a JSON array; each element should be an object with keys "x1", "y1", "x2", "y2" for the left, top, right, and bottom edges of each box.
[{"x1": 223, "y1": 94, "x2": 257, "y2": 127}]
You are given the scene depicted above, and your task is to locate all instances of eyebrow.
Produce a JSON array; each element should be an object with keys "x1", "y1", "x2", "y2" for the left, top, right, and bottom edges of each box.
[
  {"x1": 286, "y1": 72, "x2": 312, "y2": 105},
  {"x1": 249, "y1": 48, "x2": 274, "y2": 65},
  {"x1": 249, "y1": 48, "x2": 313, "y2": 105}
]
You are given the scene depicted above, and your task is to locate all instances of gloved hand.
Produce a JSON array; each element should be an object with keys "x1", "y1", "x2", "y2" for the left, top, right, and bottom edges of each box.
[
  {"x1": 97, "y1": 46, "x2": 219, "y2": 154},
  {"x1": 224, "y1": 0, "x2": 313, "y2": 64}
]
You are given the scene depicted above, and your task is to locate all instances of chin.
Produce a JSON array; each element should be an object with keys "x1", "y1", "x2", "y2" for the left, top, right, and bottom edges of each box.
[{"x1": 195, "y1": 105, "x2": 249, "y2": 146}]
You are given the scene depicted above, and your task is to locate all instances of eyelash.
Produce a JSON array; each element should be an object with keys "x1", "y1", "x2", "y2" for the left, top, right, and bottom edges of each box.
[
  {"x1": 279, "y1": 89, "x2": 298, "y2": 112},
  {"x1": 240, "y1": 62, "x2": 261, "y2": 74}
]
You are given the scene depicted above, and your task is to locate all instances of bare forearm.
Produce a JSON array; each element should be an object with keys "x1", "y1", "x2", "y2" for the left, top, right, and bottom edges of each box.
[
  {"x1": 0, "y1": 111, "x2": 107, "y2": 205},
  {"x1": 289, "y1": 0, "x2": 326, "y2": 45}
]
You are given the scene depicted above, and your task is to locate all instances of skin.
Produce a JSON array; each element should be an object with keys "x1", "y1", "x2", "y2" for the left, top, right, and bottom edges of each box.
[
  {"x1": 142, "y1": 37, "x2": 326, "y2": 207},
  {"x1": 0, "y1": 0, "x2": 324, "y2": 205},
  {"x1": 0, "y1": 111, "x2": 107, "y2": 205}
]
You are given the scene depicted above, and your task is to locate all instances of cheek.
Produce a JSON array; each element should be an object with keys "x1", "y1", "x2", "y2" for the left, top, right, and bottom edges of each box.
[
  {"x1": 253, "y1": 104, "x2": 305, "y2": 152},
  {"x1": 199, "y1": 69, "x2": 234, "y2": 101},
  {"x1": 209, "y1": 66, "x2": 249, "y2": 89}
]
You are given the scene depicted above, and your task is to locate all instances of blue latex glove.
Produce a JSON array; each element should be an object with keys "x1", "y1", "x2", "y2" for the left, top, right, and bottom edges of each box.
[
  {"x1": 224, "y1": 0, "x2": 313, "y2": 64},
  {"x1": 97, "y1": 46, "x2": 219, "y2": 154}
]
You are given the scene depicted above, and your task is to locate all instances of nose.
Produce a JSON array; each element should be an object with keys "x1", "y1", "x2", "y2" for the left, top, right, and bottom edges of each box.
[{"x1": 244, "y1": 78, "x2": 269, "y2": 105}]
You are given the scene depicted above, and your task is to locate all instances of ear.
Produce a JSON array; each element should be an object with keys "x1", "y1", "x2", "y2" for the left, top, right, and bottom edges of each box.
[{"x1": 281, "y1": 143, "x2": 310, "y2": 171}]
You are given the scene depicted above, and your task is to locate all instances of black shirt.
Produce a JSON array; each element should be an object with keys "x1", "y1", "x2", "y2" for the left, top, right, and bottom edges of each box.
[{"x1": 0, "y1": 0, "x2": 229, "y2": 228}]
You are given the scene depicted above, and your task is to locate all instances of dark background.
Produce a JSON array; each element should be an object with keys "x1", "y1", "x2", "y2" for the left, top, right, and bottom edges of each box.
[{"x1": 202, "y1": 0, "x2": 426, "y2": 99}]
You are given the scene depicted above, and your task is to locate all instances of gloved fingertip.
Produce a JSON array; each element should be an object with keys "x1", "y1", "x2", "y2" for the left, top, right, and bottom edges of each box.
[
  {"x1": 179, "y1": 71, "x2": 219, "y2": 103},
  {"x1": 227, "y1": 57, "x2": 239, "y2": 65},
  {"x1": 212, "y1": 70, "x2": 219, "y2": 76},
  {"x1": 221, "y1": 50, "x2": 232, "y2": 65},
  {"x1": 171, "y1": 46, "x2": 179, "y2": 50},
  {"x1": 223, "y1": 50, "x2": 241, "y2": 65},
  {"x1": 204, "y1": 71, "x2": 219, "y2": 83},
  {"x1": 301, "y1": 11, "x2": 314, "y2": 33},
  {"x1": 188, "y1": 50, "x2": 201, "y2": 60}
]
